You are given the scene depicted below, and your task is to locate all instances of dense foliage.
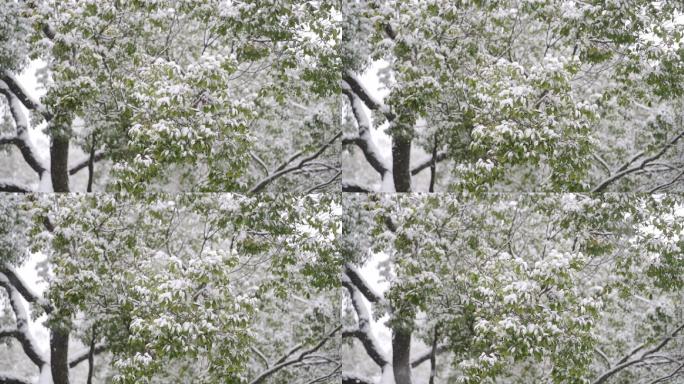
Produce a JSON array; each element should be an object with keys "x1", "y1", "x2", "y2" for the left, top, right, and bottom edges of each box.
[
  {"x1": 342, "y1": 193, "x2": 684, "y2": 384},
  {"x1": 0, "y1": 0, "x2": 341, "y2": 193},
  {"x1": 342, "y1": 0, "x2": 684, "y2": 192},
  {"x1": 0, "y1": 193, "x2": 341, "y2": 384}
]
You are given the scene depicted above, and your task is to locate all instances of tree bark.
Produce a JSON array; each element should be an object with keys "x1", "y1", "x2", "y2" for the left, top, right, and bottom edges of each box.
[
  {"x1": 86, "y1": 330, "x2": 96, "y2": 384},
  {"x1": 392, "y1": 329, "x2": 413, "y2": 384},
  {"x1": 392, "y1": 137, "x2": 412, "y2": 192},
  {"x1": 50, "y1": 135, "x2": 70, "y2": 192},
  {"x1": 429, "y1": 327, "x2": 439, "y2": 384},
  {"x1": 50, "y1": 328, "x2": 70, "y2": 384},
  {"x1": 86, "y1": 135, "x2": 96, "y2": 192}
]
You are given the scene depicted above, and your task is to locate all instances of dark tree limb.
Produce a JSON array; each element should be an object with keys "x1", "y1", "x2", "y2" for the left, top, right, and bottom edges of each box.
[
  {"x1": 411, "y1": 345, "x2": 448, "y2": 368},
  {"x1": 344, "y1": 264, "x2": 382, "y2": 303},
  {"x1": 342, "y1": 374, "x2": 374, "y2": 384},
  {"x1": 50, "y1": 133, "x2": 70, "y2": 192},
  {"x1": 0, "y1": 374, "x2": 32, "y2": 384},
  {"x1": 593, "y1": 131, "x2": 684, "y2": 192},
  {"x1": 342, "y1": 274, "x2": 389, "y2": 368},
  {"x1": 0, "y1": 84, "x2": 47, "y2": 176},
  {"x1": 392, "y1": 137, "x2": 412, "y2": 192},
  {"x1": 411, "y1": 152, "x2": 448, "y2": 176},
  {"x1": 592, "y1": 323, "x2": 684, "y2": 384},
  {"x1": 0, "y1": 182, "x2": 31, "y2": 193},
  {"x1": 0, "y1": 71, "x2": 42, "y2": 112},
  {"x1": 392, "y1": 329, "x2": 413, "y2": 384},
  {"x1": 248, "y1": 325, "x2": 341, "y2": 384},
  {"x1": 68, "y1": 343, "x2": 107, "y2": 368},
  {"x1": 50, "y1": 328, "x2": 71, "y2": 384},
  {"x1": 249, "y1": 132, "x2": 341, "y2": 192},
  {"x1": 68, "y1": 151, "x2": 106, "y2": 175},
  {"x1": 342, "y1": 181, "x2": 373, "y2": 193}
]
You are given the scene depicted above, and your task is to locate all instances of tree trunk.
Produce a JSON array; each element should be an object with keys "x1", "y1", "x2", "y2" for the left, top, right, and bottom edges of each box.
[
  {"x1": 50, "y1": 135, "x2": 70, "y2": 192},
  {"x1": 392, "y1": 329, "x2": 413, "y2": 384},
  {"x1": 392, "y1": 137, "x2": 412, "y2": 192},
  {"x1": 50, "y1": 328, "x2": 70, "y2": 384}
]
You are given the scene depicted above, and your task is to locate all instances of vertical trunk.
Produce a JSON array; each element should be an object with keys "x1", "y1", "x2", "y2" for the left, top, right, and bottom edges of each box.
[
  {"x1": 392, "y1": 329, "x2": 413, "y2": 384},
  {"x1": 50, "y1": 135, "x2": 70, "y2": 192},
  {"x1": 392, "y1": 137, "x2": 412, "y2": 192},
  {"x1": 86, "y1": 330, "x2": 96, "y2": 384},
  {"x1": 86, "y1": 135, "x2": 97, "y2": 193},
  {"x1": 429, "y1": 327, "x2": 439, "y2": 384},
  {"x1": 50, "y1": 328, "x2": 70, "y2": 384},
  {"x1": 429, "y1": 139, "x2": 438, "y2": 193}
]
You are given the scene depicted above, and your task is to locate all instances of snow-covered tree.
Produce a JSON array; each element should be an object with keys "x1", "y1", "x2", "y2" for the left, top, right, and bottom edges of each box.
[
  {"x1": 0, "y1": 1, "x2": 341, "y2": 193},
  {"x1": 0, "y1": 193, "x2": 341, "y2": 384},
  {"x1": 342, "y1": 193, "x2": 684, "y2": 384},
  {"x1": 342, "y1": 0, "x2": 684, "y2": 192}
]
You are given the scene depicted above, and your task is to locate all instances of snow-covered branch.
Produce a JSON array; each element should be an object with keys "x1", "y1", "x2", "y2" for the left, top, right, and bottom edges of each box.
[
  {"x1": 342, "y1": 83, "x2": 390, "y2": 179},
  {"x1": 0, "y1": 264, "x2": 50, "y2": 313},
  {"x1": 0, "y1": 71, "x2": 43, "y2": 114},
  {"x1": 342, "y1": 273, "x2": 389, "y2": 368},
  {"x1": 342, "y1": 71, "x2": 384, "y2": 112},
  {"x1": 0, "y1": 373, "x2": 31, "y2": 384},
  {"x1": 344, "y1": 264, "x2": 383, "y2": 304},
  {"x1": 0, "y1": 273, "x2": 47, "y2": 368},
  {"x1": 342, "y1": 373, "x2": 374, "y2": 384},
  {"x1": 645, "y1": 360, "x2": 684, "y2": 384},
  {"x1": 0, "y1": 82, "x2": 47, "y2": 176},
  {"x1": 0, "y1": 181, "x2": 31, "y2": 193},
  {"x1": 342, "y1": 181, "x2": 373, "y2": 193}
]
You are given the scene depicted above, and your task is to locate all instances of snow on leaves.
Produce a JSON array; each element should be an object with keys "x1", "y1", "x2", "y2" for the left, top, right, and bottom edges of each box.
[
  {"x1": 3, "y1": 193, "x2": 342, "y2": 384},
  {"x1": 344, "y1": 193, "x2": 684, "y2": 384},
  {"x1": 343, "y1": 0, "x2": 684, "y2": 192}
]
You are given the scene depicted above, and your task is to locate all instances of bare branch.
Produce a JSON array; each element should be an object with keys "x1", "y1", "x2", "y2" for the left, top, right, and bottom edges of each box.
[
  {"x1": 646, "y1": 360, "x2": 684, "y2": 384},
  {"x1": 68, "y1": 343, "x2": 107, "y2": 368},
  {"x1": 411, "y1": 345, "x2": 448, "y2": 368},
  {"x1": 69, "y1": 151, "x2": 106, "y2": 175},
  {"x1": 648, "y1": 168, "x2": 684, "y2": 193},
  {"x1": 304, "y1": 170, "x2": 341, "y2": 194},
  {"x1": 593, "y1": 131, "x2": 684, "y2": 192},
  {"x1": 411, "y1": 152, "x2": 448, "y2": 176},
  {"x1": 248, "y1": 325, "x2": 341, "y2": 384},
  {"x1": 249, "y1": 132, "x2": 341, "y2": 192},
  {"x1": 592, "y1": 323, "x2": 684, "y2": 384}
]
